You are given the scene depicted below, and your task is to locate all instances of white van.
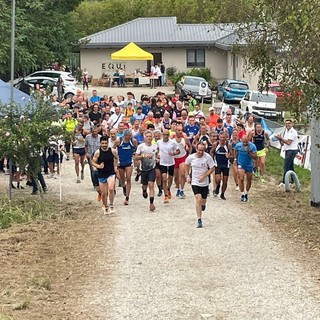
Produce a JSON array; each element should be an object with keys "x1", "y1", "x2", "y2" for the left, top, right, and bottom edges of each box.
[{"x1": 240, "y1": 90, "x2": 280, "y2": 118}]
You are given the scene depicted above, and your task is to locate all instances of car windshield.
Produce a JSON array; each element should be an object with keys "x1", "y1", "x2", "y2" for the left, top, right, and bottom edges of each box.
[
  {"x1": 270, "y1": 85, "x2": 282, "y2": 92},
  {"x1": 184, "y1": 78, "x2": 203, "y2": 86},
  {"x1": 251, "y1": 92, "x2": 276, "y2": 103},
  {"x1": 229, "y1": 83, "x2": 248, "y2": 90}
]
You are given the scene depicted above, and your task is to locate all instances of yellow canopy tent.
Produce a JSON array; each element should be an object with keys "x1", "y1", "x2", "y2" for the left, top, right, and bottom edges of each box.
[{"x1": 111, "y1": 42, "x2": 153, "y2": 60}]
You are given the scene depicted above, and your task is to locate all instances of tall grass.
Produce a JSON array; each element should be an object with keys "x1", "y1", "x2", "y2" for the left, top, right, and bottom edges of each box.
[
  {"x1": 0, "y1": 197, "x2": 55, "y2": 229},
  {"x1": 266, "y1": 147, "x2": 311, "y2": 186}
]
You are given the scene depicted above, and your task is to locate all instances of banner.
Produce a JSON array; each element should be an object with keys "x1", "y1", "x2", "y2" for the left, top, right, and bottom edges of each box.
[{"x1": 280, "y1": 132, "x2": 311, "y2": 171}]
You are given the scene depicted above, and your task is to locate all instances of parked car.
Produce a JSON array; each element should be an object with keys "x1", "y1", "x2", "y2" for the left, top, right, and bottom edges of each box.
[
  {"x1": 27, "y1": 70, "x2": 77, "y2": 86},
  {"x1": 216, "y1": 79, "x2": 249, "y2": 103},
  {"x1": 240, "y1": 90, "x2": 280, "y2": 118},
  {"x1": 268, "y1": 82, "x2": 303, "y2": 98},
  {"x1": 175, "y1": 75, "x2": 212, "y2": 102},
  {"x1": 14, "y1": 76, "x2": 81, "y2": 100}
]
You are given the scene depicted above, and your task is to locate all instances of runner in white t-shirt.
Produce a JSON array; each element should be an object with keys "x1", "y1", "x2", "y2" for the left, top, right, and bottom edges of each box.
[
  {"x1": 185, "y1": 141, "x2": 215, "y2": 228},
  {"x1": 135, "y1": 130, "x2": 158, "y2": 212},
  {"x1": 156, "y1": 129, "x2": 180, "y2": 203}
]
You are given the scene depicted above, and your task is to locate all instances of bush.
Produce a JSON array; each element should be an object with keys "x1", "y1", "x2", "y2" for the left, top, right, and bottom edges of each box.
[{"x1": 167, "y1": 67, "x2": 217, "y2": 88}]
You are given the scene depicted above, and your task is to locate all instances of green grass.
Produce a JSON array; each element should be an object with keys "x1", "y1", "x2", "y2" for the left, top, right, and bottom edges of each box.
[
  {"x1": 0, "y1": 197, "x2": 56, "y2": 229},
  {"x1": 266, "y1": 147, "x2": 311, "y2": 186}
]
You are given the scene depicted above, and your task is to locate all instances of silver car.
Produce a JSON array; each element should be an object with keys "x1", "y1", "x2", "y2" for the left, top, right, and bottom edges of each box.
[{"x1": 175, "y1": 75, "x2": 212, "y2": 102}]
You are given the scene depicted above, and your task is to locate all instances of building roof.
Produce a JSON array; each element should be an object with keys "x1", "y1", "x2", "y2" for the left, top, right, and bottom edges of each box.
[{"x1": 80, "y1": 17, "x2": 238, "y2": 49}]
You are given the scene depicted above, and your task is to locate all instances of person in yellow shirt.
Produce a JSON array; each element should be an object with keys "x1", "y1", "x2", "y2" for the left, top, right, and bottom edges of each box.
[{"x1": 63, "y1": 111, "x2": 77, "y2": 160}]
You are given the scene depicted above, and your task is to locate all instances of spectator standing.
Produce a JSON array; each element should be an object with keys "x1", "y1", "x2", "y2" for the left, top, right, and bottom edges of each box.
[
  {"x1": 160, "y1": 62, "x2": 166, "y2": 86},
  {"x1": 275, "y1": 119, "x2": 298, "y2": 186},
  {"x1": 82, "y1": 68, "x2": 89, "y2": 90}
]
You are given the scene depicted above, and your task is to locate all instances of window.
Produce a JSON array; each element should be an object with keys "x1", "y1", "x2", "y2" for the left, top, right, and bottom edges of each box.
[{"x1": 186, "y1": 49, "x2": 205, "y2": 67}]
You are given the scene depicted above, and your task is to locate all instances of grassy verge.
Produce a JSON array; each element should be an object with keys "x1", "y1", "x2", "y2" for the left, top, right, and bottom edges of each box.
[
  {"x1": 266, "y1": 147, "x2": 311, "y2": 186},
  {"x1": 0, "y1": 196, "x2": 60, "y2": 229}
]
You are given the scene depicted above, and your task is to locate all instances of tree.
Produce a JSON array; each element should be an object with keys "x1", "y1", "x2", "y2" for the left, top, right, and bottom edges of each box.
[
  {"x1": 0, "y1": 95, "x2": 66, "y2": 192},
  {"x1": 0, "y1": 0, "x2": 82, "y2": 79},
  {"x1": 236, "y1": 0, "x2": 320, "y2": 207}
]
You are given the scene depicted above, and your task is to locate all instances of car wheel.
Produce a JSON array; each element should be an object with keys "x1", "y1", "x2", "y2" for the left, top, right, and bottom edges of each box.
[{"x1": 64, "y1": 92, "x2": 74, "y2": 100}]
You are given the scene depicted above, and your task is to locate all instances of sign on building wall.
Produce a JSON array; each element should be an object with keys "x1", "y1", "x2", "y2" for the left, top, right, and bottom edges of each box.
[{"x1": 102, "y1": 62, "x2": 126, "y2": 71}]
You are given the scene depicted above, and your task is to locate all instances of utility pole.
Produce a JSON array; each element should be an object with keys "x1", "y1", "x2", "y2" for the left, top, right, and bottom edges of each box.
[{"x1": 9, "y1": 0, "x2": 16, "y2": 201}]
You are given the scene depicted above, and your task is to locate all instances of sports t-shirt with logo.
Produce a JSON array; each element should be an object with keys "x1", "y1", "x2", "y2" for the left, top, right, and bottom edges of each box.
[
  {"x1": 136, "y1": 143, "x2": 157, "y2": 171},
  {"x1": 234, "y1": 142, "x2": 257, "y2": 168}
]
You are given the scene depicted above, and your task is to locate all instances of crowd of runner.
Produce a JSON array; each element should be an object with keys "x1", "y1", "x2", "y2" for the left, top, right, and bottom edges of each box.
[
  {"x1": 1, "y1": 88, "x2": 271, "y2": 228},
  {"x1": 55, "y1": 88, "x2": 271, "y2": 227}
]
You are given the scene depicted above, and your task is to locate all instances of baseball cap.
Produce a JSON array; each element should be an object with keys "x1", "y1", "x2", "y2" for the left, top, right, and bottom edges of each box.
[{"x1": 208, "y1": 106, "x2": 215, "y2": 112}]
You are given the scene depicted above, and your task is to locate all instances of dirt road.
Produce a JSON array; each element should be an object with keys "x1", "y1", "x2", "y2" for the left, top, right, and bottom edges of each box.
[{"x1": 17, "y1": 159, "x2": 319, "y2": 319}]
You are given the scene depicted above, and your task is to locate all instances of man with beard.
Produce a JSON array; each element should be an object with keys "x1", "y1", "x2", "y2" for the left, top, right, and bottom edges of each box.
[{"x1": 92, "y1": 136, "x2": 118, "y2": 214}]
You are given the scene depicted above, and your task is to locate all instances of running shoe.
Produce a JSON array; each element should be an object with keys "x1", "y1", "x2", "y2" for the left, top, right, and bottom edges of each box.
[
  {"x1": 220, "y1": 194, "x2": 226, "y2": 200},
  {"x1": 213, "y1": 191, "x2": 218, "y2": 197},
  {"x1": 164, "y1": 196, "x2": 169, "y2": 203},
  {"x1": 179, "y1": 190, "x2": 186, "y2": 199},
  {"x1": 259, "y1": 176, "x2": 265, "y2": 183},
  {"x1": 149, "y1": 203, "x2": 156, "y2": 211},
  {"x1": 43, "y1": 187, "x2": 48, "y2": 193},
  {"x1": 142, "y1": 189, "x2": 148, "y2": 199},
  {"x1": 76, "y1": 176, "x2": 81, "y2": 183},
  {"x1": 278, "y1": 182, "x2": 285, "y2": 187},
  {"x1": 201, "y1": 205, "x2": 206, "y2": 211},
  {"x1": 157, "y1": 189, "x2": 163, "y2": 197},
  {"x1": 109, "y1": 205, "x2": 115, "y2": 214},
  {"x1": 81, "y1": 171, "x2": 84, "y2": 180},
  {"x1": 168, "y1": 190, "x2": 172, "y2": 199},
  {"x1": 31, "y1": 190, "x2": 39, "y2": 195},
  {"x1": 240, "y1": 194, "x2": 245, "y2": 202},
  {"x1": 197, "y1": 219, "x2": 203, "y2": 228},
  {"x1": 135, "y1": 173, "x2": 141, "y2": 182},
  {"x1": 124, "y1": 198, "x2": 129, "y2": 205},
  {"x1": 243, "y1": 194, "x2": 248, "y2": 202},
  {"x1": 97, "y1": 193, "x2": 102, "y2": 202},
  {"x1": 176, "y1": 189, "x2": 180, "y2": 197},
  {"x1": 102, "y1": 204, "x2": 109, "y2": 215},
  {"x1": 235, "y1": 185, "x2": 239, "y2": 191}
]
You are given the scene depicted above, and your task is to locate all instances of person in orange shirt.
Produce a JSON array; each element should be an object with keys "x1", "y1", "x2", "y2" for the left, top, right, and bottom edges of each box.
[
  {"x1": 206, "y1": 106, "x2": 220, "y2": 130},
  {"x1": 142, "y1": 111, "x2": 155, "y2": 127}
]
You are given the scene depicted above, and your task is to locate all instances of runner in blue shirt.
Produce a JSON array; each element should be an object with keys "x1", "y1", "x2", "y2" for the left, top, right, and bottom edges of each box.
[
  {"x1": 184, "y1": 115, "x2": 199, "y2": 153},
  {"x1": 234, "y1": 135, "x2": 257, "y2": 202}
]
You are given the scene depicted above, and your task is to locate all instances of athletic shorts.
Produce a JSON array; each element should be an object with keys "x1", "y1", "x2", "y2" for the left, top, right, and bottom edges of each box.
[
  {"x1": 215, "y1": 167, "x2": 230, "y2": 176},
  {"x1": 98, "y1": 174, "x2": 115, "y2": 184},
  {"x1": 73, "y1": 148, "x2": 86, "y2": 156},
  {"x1": 47, "y1": 153, "x2": 63, "y2": 164},
  {"x1": 141, "y1": 168, "x2": 156, "y2": 185},
  {"x1": 174, "y1": 154, "x2": 187, "y2": 169},
  {"x1": 118, "y1": 163, "x2": 132, "y2": 170},
  {"x1": 159, "y1": 164, "x2": 174, "y2": 176},
  {"x1": 191, "y1": 185, "x2": 209, "y2": 199},
  {"x1": 257, "y1": 148, "x2": 266, "y2": 157},
  {"x1": 237, "y1": 164, "x2": 254, "y2": 173}
]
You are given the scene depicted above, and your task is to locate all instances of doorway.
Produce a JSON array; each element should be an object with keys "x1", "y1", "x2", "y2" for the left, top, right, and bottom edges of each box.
[{"x1": 147, "y1": 52, "x2": 162, "y2": 71}]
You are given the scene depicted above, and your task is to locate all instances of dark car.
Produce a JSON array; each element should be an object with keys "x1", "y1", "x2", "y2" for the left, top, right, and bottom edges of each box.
[
  {"x1": 216, "y1": 79, "x2": 249, "y2": 103},
  {"x1": 175, "y1": 76, "x2": 212, "y2": 102}
]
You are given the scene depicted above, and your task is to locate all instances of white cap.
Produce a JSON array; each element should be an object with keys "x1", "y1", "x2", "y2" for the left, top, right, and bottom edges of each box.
[{"x1": 208, "y1": 106, "x2": 215, "y2": 111}]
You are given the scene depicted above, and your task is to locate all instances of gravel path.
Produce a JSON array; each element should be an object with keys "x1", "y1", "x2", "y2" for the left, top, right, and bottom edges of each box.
[{"x1": 45, "y1": 160, "x2": 320, "y2": 320}]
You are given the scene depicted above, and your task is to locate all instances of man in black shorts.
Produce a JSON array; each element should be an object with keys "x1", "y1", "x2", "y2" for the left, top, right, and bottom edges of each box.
[
  {"x1": 135, "y1": 130, "x2": 158, "y2": 211},
  {"x1": 185, "y1": 142, "x2": 215, "y2": 228},
  {"x1": 210, "y1": 132, "x2": 232, "y2": 200}
]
